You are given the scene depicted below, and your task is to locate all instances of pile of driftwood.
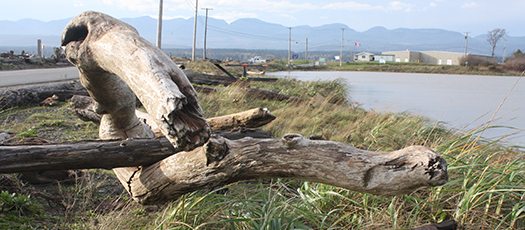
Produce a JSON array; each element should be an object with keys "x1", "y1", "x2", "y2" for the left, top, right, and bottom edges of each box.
[{"x1": 0, "y1": 12, "x2": 448, "y2": 208}]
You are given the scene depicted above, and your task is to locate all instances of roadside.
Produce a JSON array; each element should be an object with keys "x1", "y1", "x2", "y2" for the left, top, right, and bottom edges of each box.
[
  {"x1": 0, "y1": 67, "x2": 78, "y2": 88},
  {"x1": 0, "y1": 61, "x2": 72, "y2": 71}
]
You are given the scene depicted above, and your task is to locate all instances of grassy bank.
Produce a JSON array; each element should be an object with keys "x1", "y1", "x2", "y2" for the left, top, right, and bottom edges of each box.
[
  {"x1": 268, "y1": 60, "x2": 523, "y2": 76},
  {"x1": 1, "y1": 79, "x2": 524, "y2": 229}
]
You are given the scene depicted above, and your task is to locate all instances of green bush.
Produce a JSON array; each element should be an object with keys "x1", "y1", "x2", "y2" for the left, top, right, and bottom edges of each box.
[{"x1": 0, "y1": 191, "x2": 41, "y2": 216}]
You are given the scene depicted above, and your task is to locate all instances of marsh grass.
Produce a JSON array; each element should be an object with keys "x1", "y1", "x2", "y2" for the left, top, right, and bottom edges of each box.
[
  {"x1": 316, "y1": 62, "x2": 522, "y2": 76},
  {"x1": 0, "y1": 79, "x2": 523, "y2": 229}
]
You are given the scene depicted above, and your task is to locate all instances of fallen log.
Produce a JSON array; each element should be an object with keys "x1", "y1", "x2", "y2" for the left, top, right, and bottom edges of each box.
[
  {"x1": 184, "y1": 70, "x2": 237, "y2": 86},
  {"x1": 0, "y1": 134, "x2": 448, "y2": 205},
  {"x1": 0, "y1": 81, "x2": 87, "y2": 109},
  {"x1": 0, "y1": 138, "x2": 176, "y2": 173},
  {"x1": 207, "y1": 107, "x2": 276, "y2": 131},
  {"x1": 0, "y1": 73, "x2": 288, "y2": 110},
  {"x1": 131, "y1": 134, "x2": 447, "y2": 204},
  {"x1": 70, "y1": 95, "x2": 276, "y2": 132},
  {"x1": 215, "y1": 128, "x2": 273, "y2": 140}
]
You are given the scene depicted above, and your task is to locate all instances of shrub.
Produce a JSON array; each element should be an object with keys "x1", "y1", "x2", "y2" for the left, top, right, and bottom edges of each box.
[
  {"x1": 460, "y1": 55, "x2": 497, "y2": 66},
  {"x1": 504, "y1": 56, "x2": 525, "y2": 72}
]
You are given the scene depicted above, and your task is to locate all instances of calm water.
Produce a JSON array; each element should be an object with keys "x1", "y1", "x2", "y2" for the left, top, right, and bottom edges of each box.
[{"x1": 269, "y1": 71, "x2": 525, "y2": 147}]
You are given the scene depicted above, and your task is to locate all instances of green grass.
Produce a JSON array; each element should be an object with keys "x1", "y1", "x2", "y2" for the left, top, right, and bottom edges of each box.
[
  {"x1": 0, "y1": 79, "x2": 523, "y2": 229},
  {"x1": 0, "y1": 102, "x2": 98, "y2": 143},
  {"x1": 270, "y1": 61, "x2": 523, "y2": 76}
]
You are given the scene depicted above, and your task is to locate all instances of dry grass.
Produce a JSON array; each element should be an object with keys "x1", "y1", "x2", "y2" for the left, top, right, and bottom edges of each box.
[{"x1": 0, "y1": 79, "x2": 523, "y2": 229}]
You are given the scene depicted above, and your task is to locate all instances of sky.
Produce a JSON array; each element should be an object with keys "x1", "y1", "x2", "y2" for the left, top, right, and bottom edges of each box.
[{"x1": 2, "y1": 0, "x2": 524, "y2": 36}]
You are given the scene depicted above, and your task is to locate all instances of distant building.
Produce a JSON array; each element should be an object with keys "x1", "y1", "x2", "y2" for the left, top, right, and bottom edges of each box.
[
  {"x1": 354, "y1": 52, "x2": 375, "y2": 62},
  {"x1": 382, "y1": 50, "x2": 496, "y2": 65},
  {"x1": 373, "y1": 54, "x2": 395, "y2": 63},
  {"x1": 382, "y1": 50, "x2": 422, "y2": 63}
]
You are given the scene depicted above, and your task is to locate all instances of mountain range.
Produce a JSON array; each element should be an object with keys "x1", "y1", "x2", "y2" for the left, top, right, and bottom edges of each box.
[{"x1": 1, "y1": 16, "x2": 523, "y2": 57}]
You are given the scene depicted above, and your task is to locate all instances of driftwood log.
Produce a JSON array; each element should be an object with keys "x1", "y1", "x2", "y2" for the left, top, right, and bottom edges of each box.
[
  {"x1": 61, "y1": 11, "x2": 212, "y2": 193},
  {"x1": 62, "y1": 11, "x2": 210, "y2": 149},
  {"x1": 185, "y1": 70, "x2": 236, "y2": 86},
  {"x1": 0, "y1": 135, "x2": 448, "y2": 205},
  {"x1": 69, "y1": 95, "x2": 276, "y2": 133},
  {"x1": 0, "y1": 81, "x2": 87, "y2": 109},
  {"x1": 0, "y1": 77, "x2": 290, "y2": 111},
  {"x1": 0, "y1": 11, "x2": 451, "y2": 204}
]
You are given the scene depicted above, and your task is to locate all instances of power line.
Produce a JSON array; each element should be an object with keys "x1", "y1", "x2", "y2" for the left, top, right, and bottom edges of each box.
[
  {"x1": 183, "y1": 0, "x2": 195, "y2": 10},
  {"x1": 206, "y1": 25, "x2": 289, "y2": 41}
]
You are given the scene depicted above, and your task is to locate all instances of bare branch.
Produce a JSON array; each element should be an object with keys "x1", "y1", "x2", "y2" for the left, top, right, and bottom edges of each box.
[{"x1": 487, "y1": 28, "x2": 506, "y2": 57}]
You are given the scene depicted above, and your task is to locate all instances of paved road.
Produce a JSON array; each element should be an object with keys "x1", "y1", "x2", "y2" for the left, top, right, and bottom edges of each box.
[{"x1": 0, "y1": 67, "x2": 79, "y2": 87}]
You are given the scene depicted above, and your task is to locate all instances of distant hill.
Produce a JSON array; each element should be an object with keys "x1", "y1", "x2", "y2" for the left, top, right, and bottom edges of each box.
[{"x1": 1, "y1": 16, "x2": 523, "y2": 57}]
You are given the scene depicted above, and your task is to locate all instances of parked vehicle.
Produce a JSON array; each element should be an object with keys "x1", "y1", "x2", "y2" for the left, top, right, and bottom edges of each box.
[{"x1": 249, "y1": 56, "x2": 266, "y2": 64}]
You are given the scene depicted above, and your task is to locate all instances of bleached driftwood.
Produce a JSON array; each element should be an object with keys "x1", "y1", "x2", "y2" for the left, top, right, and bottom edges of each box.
[
  {"x1": 55, "y1": 11, "x2": 448, "y2": 204},
  {"x1": 207, "y1": 107, "x2": 276, "y2": 131},
  {"x1": 126, "y1": 134, "x2": 448, "y2": 204},
  {"x1": 69, "y1": 95, "x2": 276, "y2": 133},
  {"x1": 62, "y1": 11, "x2": 210, "y2": 150},
  {"x1": 62, "y1": 11, "x2": 211, "y2": 191},
  {"x1": 0, "y1": 135, "x2": 448, "y2": 205}
]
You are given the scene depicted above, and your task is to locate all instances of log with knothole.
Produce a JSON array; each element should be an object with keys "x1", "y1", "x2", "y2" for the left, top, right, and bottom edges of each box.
[{"x1": 0, "y1": 11, "x2": 448, "y2": 204}]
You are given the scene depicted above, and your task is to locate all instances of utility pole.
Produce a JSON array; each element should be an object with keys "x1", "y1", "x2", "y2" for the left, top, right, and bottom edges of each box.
[
  {"x1": 156, "y1": 0, "x2": 163, "y2": 49},
  {"x1": 464, "y1": 32, "x2": 469, "y2": 66},
  {"x1": 464, "y1": 32, "x2": 469, "y2": 56},
  {"x1": 502, "y1": 46, "x2": 507, "y2": 63},
  {"x1": 305, "y1": 37, "x2": 308, "y2": 60},
  {"x1": 288, "y1": 27, "x2": 292, "y2": 66},
  {"x1": 202, "y1": 7, "x2": 212, "y2": 60},
  {"x1": 340, "y1": 28, "x2": 345, "y2": 66},
  {"x1": 191, "y1": 0, "x2": 199, "y2": 61}
]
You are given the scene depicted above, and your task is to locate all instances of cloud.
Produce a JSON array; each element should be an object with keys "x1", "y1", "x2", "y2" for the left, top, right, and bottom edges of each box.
[
  {"x1": 93, "y1": 0, "x2": 418, "y2": 24},
  {"x1": 462, "y1": 2, "x2": 479, "y2": 9},
  {"x1": 74, "y1": 0, "x2": 85, "y2": 7},
  {"x1": 97, "y1": 0, "x2": 160, "y2": 13},
  {"x1": 320, "y1": 2, "x2": 382, "y2": 11},
  {"x1": 388, "y1": 1, "x2": 413, "y2": 12}
]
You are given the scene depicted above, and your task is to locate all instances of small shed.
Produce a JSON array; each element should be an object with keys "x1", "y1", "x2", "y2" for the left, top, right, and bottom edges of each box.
[{"x1": 354, "y1": 52, "x2": 375, "y2": 62}]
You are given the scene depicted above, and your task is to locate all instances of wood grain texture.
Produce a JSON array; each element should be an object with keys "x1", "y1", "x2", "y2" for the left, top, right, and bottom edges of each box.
[
  {"x1": 128, "y1": 134, "x2": 448, "y2": 204},
  {"x1": 0, "y1": 134, "x2": 447, "y2": 204},
  {"x1": 62, "y1": 11, "x2": 210, "y2": 151}
]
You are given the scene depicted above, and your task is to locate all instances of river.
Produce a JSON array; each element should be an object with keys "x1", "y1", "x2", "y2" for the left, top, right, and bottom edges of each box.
[{"x1": 269, "y1": 71, "x2": 525, "y2": 147}]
